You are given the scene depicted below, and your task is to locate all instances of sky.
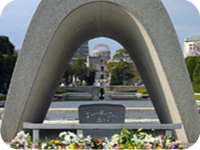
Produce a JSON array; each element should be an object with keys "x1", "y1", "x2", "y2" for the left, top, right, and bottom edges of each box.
[{"x1": 0, "y1": 0, "x2": 200, "y2": 57}]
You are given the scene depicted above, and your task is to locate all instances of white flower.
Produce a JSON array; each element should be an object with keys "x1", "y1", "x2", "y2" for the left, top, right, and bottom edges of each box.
[
  {"x1": 84, "y1": 135, "x2": 92, "y2": 143},
  {"x1": 166, "y1": 139, "x2": 171, "y2": 146},
  {"x1": 68, "y1": 132, "x2": 78, "y2": 143},
  {"x1": 132, "y1": 135, "x2": 142, "y2": 144},
  {"x1": 41, "y1": 143, "x2": 47, "y2": 149},
  {"x1": 24, "y1": 133, "x2": 30, "y2": 138},
  {"x1": 64, "y1": 135, "x2": 71, "y2": 144},
  {"x1": 15, "y1": 131, "x2": 26, "y2": 140},
  {"x1": 155, "y1": 137, "x2": 163, "y2": 143},
  {"x1": 111, "y1": 134, "x2": 119, "y2": 143},
  {"x1": 143, "y1": 134, "x2": 155, "y2": 143},
  {"x1": 68, "y1": 131, "x2": 77, "y2": 139},
  {"x1": 61, "y1": 140, "x2": 69, "y2": 145},
  {"x1": 17, "y1": 139, "x2": 23, "y2": 145},
  {"x1": 105, "y1": 137, "x2": 110, "y2": 143},
  {"x1": 59, "y1": 131, "x2": 67, "y2": 138},
  {"x1": 54, "y1": 146, "x2": 57, "y2": 149},
  {"x1": 78, "y1": 134, "x2": 83, "y2": 139}
]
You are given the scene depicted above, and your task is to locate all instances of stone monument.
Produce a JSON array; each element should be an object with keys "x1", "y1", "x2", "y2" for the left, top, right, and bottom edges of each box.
[{"x1": 79, "y1": 104, "x2": 125, "y2": 137}]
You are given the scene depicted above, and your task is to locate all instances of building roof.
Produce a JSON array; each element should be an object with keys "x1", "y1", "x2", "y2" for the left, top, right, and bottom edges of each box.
[
  {"x1": 93, "y1": 44, "x2": 110, "y2": 51},
  {"x1": 185, "y1": 34, "x2": 200, "y2": 42}
]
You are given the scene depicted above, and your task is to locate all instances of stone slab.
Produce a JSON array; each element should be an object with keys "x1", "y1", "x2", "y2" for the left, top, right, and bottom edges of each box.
[{"x1": 78, "y1": 104, "x2": 125, "y2": 137}]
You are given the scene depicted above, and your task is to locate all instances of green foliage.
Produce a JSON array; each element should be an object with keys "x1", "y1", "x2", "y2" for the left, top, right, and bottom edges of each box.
[
  {"x1": 137, "y1": 89, "x2": 148, "y2": 94},
  {"x1": 86, "y1": 68, "x2": 96, "y2": 85},
  {"x1": 71, "y1": 56, "x2": 88, "y2": 83},
  {"x1": 112, "y1": 49, "x2": 132, "y2": 62},
  {"x1": 108, "y1": 49, "x2": 141, "y2": 85},
  {"x1": 2, "y1": 55, "x2": 17, "y2": 83},
  {"x1": 0, "y1": 95, "x2": 6, "y2": 101},
  {"x1": 64, "y1": 56, "x2": 96, "y2": 85},
  {"x1": 0, "y1": 35, "x2": 14, "y2": 56},
  {"x1": 64, "y1": 65, "x2": 74, "y2": 84},
  {"x1": 193, "y1": 64, "x2": 200, "y2": 92},
  {"x1": 110, "y1": 68, "x2": 122, "y2": 85},
  {"x1": 0, "y1": 54, "x2": 4, "y2": 88},
  {"x1": 185, "y1": 56, "x2": 200, "y2": 92},
  {"x1": 0, "y1": 36, "x2": 17, "y2": 91}
]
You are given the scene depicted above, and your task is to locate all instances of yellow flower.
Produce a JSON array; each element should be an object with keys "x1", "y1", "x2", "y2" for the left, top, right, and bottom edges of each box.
[
  {"x1": 178, "y1": 145, "x2": 184, "y2": 149},
  {"x1": 55, "y1": 140, "x2": 61, "y2": 144},
  {"x1": 156, "y1": 146, "x2": 163, "y2": 150},
  {"x1": 69, "y1": 144, "x2": 75, "y2": 150},
  {"x1": 49, "y1": 139, "x2": 54, "y2": 145},
  {"x1": 76, "y1": 145, "x2": 84, "y2": 149},
  {"x1": 128, "y1": 144, "x2": 133, "y2": 149},
  {"x1": 119, "y1": 144, "x2": 124, "y2": 149}
]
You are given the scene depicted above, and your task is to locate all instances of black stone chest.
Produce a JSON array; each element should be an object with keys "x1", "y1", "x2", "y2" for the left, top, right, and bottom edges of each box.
[{"x1": 78, "y1": 104, "x2": 125, "y2": 137}]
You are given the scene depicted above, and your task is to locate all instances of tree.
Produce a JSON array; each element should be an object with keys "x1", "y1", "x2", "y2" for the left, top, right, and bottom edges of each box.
[
  {"x1": 110, "y1": 68, "x2": 121, "y2": 85},
  {"x1": 0, "y1": 36, "x2": 17, "y2": 92},
  {"x1": 0, "y1": 54, "x2": 5, "y2": 89},
  {"x1": 86, "y1": 68, "x2": 96, "y2": 85},
  {"x1": 0, "y1": 36, "x2": 15, "y2": 56},
  {"x1": 112, "y1": 49, "x2": 132, "y2": 63},
  {"x1": 71, "y1": 56, "x2": 88, "y2": 83},
  {"x1": 2, "y1": 55, "x2": 17, "y2": 84},
  {"x1": 108, "y1": 49, "x2": 141, "y2": 85},
  {"x1": 185, "y1": 56, "x2": 200, "y2": 92},
  {"x1": 185, "y1": 56, "x2": 198, "y2": 82},
  {"x1": 64, "y1": 64, "x2": 74, "y2": 85},
  {"x1": 64, "y1": 56, "x2": 91, "y2": 85},
  {"x1": 193, "y1": 64, "x2": 200, "y2": 92}
]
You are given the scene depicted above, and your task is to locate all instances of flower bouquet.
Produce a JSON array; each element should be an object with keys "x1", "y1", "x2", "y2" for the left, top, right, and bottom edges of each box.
[{"x1": 9, "y1": 128, "x2": 184, "y2": 149}]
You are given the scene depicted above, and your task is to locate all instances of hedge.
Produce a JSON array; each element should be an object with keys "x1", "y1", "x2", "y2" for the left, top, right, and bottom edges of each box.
[
  {"x1": 0, "y1": 95, "x2": 6, "y2": 101},
  {"x1": 136, "y1": 89, "x2": 148, "y2": 94},
  {"x1": 194, "y1": 94, "x2": 200, "y2": 100},
  {"x1": 55, "y1": 89, "x2": 67, "y2": 94}
]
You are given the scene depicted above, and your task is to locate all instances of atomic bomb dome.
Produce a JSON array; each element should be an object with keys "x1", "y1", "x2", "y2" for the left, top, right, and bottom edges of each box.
[
  {"x1": 93, "y1": 44, "x2": 111, "y2": 59},
  {"x1": 86, "y1": 44, "x2": 111, "y2": 86},
  {"x1": 93, "y1": 44, "x2": 110, "y2": 51}
]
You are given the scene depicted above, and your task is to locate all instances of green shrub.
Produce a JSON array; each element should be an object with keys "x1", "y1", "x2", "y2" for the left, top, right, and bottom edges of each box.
[
  {"x1": 55, "y1": 89, "x2": 67, "y2": 94},
  {"x1": 194, "y1": 94, "x2": 200, "y2": 100},
  {"x1": 0, "y1": 95, "x2": 6, "y2": 101},
  {"x1": 137, "y1": 89, "x2": 148, "y2": 94}
]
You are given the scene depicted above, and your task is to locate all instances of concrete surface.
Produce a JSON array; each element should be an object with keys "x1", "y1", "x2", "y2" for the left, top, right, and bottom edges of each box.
[{"x1": 1, "y1": 0, "x2": 200, "y2": 143}]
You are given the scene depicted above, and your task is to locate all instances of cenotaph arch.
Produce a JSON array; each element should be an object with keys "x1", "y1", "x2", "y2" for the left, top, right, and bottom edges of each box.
[{"x1": 1, "y1": 0, "x2": 200, "y2": 143}]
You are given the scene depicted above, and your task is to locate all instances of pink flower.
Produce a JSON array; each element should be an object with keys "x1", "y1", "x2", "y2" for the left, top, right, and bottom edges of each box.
[
  {"x1": 11, "y1": 139, "x2": 17, "y2": 143},
  {"x1": 158, "y1": 135, "x2": 164, "y2": 139},
  {"x1": 31, "y1": 143, "x2": 37, "y2": 148},
  {"x1": 159, "y1": 143, "x2": 164, "y2": 148},
  {"x1": 153, "y1": 141, "x2": 157, "y2": 148}
]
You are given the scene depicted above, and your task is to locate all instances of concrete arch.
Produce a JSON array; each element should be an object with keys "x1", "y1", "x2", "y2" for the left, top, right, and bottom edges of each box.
[{"x1": 1, "y1": 0, "x2": 199, "y2": 143}]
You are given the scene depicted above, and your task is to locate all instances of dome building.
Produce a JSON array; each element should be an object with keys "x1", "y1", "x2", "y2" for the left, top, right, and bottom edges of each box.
[{"x1": 87, "y1": 44, "x2": 111, "y2": 86}]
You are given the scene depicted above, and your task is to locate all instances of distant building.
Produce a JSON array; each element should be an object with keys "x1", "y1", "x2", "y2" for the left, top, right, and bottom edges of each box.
[
  {"x1": 70, "y1": 42, "x2": 89, "y2": 63},
  {"x1": 87, "y1": 44, "x2": 111, "y2": 86},
  {"x1": 184, "y1": 34, "x2": 200, "y2": 58}
]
